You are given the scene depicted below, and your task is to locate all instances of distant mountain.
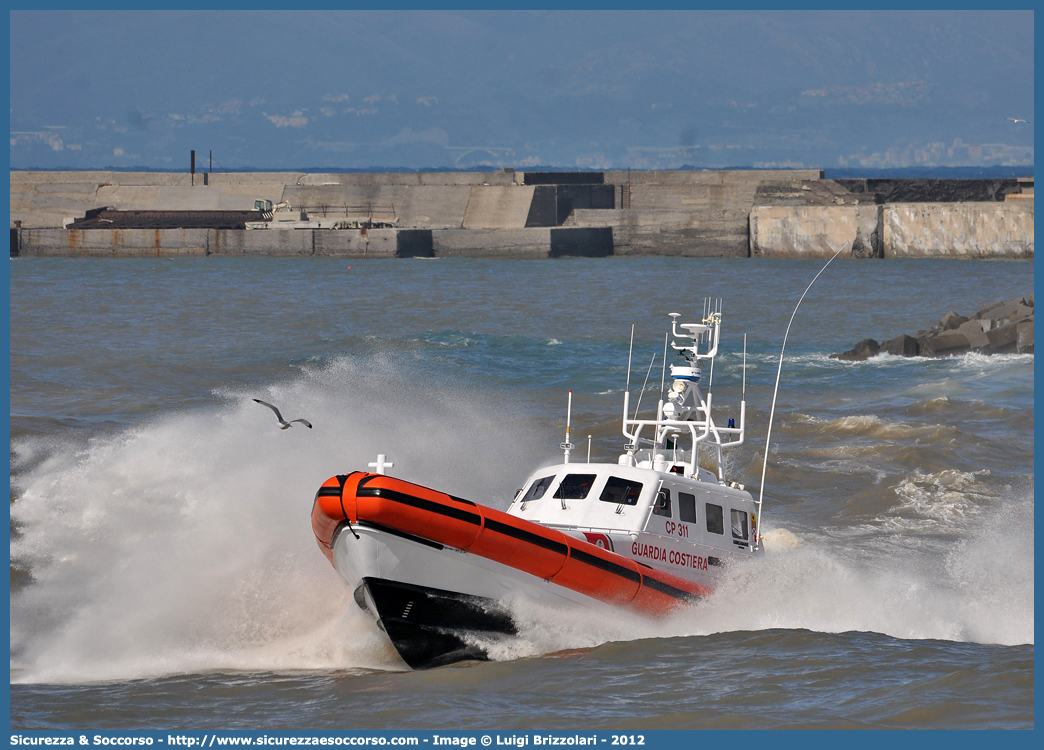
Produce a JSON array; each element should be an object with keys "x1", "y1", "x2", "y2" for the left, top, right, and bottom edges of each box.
[{"x1": 10, "y1": 10, "x2": 1034, "y2": 171}]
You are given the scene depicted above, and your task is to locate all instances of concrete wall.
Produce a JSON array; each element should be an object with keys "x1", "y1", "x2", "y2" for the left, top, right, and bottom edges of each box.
[
  {"x1": 462, "y1": 186, "x2": 536, "y2": 229},
  {"x1": 282, "y1": 184, "x2": 473, "y2": 228},
  {"x1": 212, "y1": 228, "x2": 408, "y2": 257},
  {"x1": 550, "y1": 227, "x2": 613, "y2": 257},
  {"x1": 16, "y1": 227, "x2": 405, "y2": 258},
  {"x1": 571, "y1": 203, "x2": 758, "y2": 257},
  {"x1": 590, "y1": 170, "x2": 822, "y2": 256},
  {"x1": 208, "y1": 228, "x2": 316, "y2": 256},
  {"x1": 750, "y1": 202, "x2": 1033, "y2": 259},
  {"x1": 11, "y1": 171, "x2": 298, "y2": 228},
  {"x1": 883, "y1": 203, "x2": 1033, "y2": 259},
  {"x1": 749, "y1": 205, "x2": 881, "y2": 258},
  {"x1": 602, "y1": 169, "x2": 823, "y2": 186},
  {"x1": 10, "y1": 170, "x2": 518, "y2": 229},
  {"x1": 12, "y1": 170, "x2": 1034, "y2": 260},
  {"x1": 17, "y1": 226, "x2": 605, "y2": 259},
  {"x1": 94, "y1": 184, "x2": 284, "y2": 212},
  {"x1": 432, "y1": 228, "x2": 552, "y2": 258},
  {"x1": 12, "y1": 175, "x2": 104, "y2": 229},
  {"x1": 432, "y1": 227, "x2": 612, "y2": 258},
  {"x1": 296, "y1": 171, "x2": 517, "y2": 187},
  {"x1": 19, "y1": 227, "x2": 210, "y2": 256}
]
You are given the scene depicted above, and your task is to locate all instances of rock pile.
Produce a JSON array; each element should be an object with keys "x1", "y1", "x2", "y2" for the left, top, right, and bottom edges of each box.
[{"x1": 831, "y1": 296, "x2": 1034, "y2": 361}]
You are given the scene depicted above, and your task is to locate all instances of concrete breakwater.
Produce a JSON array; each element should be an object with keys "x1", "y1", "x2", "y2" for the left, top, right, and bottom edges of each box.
[
  {"x1": 832, "y1": 296, "x2": 1034, "y2": 360},
  {"x1": 10, "y1": 169, "x2": 1033, "y2": 258},
  {"x1": 15, "y1": 226, "x2": 615, "y2": 259},
  {"x1": 749, "y1": 202, "x2": 1033, "y2": 259}
]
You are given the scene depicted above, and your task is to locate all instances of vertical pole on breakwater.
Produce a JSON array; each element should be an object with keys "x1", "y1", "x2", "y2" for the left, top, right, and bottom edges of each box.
[{"x1": 190, "y1": 150, "x2": 195, "y2": 186}]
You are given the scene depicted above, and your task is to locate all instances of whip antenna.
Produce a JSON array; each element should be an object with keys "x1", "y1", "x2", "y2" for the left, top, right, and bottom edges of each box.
[
  {"x1": 757, "y1": 243, "x2": 848, "y2": 543},
  {"x1": 632, "y1": 353, "x2": 657, "y2": 421},
  {"x1": 659, "y1": 332, "x2": 668, "y2": 400},
  {"x1": 626, "y1": 324, "x2": 635, "y2": 392}
]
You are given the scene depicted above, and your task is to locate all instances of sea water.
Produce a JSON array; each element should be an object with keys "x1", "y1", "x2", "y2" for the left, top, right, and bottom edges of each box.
[{"x1": 9, "y1": 257, "x2": 1033, "y2": 729}]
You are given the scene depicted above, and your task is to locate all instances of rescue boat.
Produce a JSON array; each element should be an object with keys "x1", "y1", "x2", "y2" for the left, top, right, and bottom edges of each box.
[{"x1": 311, "y1": 302, "x2": 762, "y2": 668}]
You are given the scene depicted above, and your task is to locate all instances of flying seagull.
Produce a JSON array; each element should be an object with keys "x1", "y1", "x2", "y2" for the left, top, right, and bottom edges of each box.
[
  {"x1": 1008, "y1": 117, "x2": 1031, "y2": 124},
  {"x1": 253, "y1": 399, "x2": 313, "y2": 429}
]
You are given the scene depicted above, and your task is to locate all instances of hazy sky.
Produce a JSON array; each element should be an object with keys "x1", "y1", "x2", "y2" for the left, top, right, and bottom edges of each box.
[{"x1": 10, "y1": 10, "x2": 1035, "y2": 171}]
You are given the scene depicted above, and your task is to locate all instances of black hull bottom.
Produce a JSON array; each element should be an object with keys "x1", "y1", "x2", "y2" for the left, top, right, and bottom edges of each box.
[{"x1": 355, "y1": 577, "x2": 518, "y2": 670}]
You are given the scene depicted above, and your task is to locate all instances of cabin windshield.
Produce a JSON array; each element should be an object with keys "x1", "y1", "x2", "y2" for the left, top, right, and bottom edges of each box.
[
  {"x1": 520, "y1": 475, "x2": 555, "y2": 504},
  {"x1": 554, "y1": 474, "x2": 597, "y2": 500},
  {"x1": 599, "y1": 476, "x2": 644, "y2": 505}
]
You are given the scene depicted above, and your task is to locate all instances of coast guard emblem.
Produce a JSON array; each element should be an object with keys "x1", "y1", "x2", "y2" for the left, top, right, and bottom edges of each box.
[{"x1": 582, "y1": 532, "x2": 614, "y2": 552}]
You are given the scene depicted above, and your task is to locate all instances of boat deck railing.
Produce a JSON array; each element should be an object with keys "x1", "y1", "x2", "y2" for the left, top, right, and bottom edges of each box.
[{"x1": 632, "y1": 448, "x2": 693, "y2": 466}]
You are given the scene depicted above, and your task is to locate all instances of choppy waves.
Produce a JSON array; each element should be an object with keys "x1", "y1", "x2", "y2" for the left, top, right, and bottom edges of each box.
[
  {"x1": 10, "y1": 357, "x2": 549, "y2": 683},
  {"x1": 9, "y1": 258, "x2": 1034, "y2": 693},
  {"x1": 10, "y1": 351, "x2": 1033, "y2": 685}
]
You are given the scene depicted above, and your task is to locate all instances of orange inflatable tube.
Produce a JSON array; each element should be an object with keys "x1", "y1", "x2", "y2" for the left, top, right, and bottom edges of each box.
[{"x1": 311, "y1": 472, "x2": 711, "y2": 616}]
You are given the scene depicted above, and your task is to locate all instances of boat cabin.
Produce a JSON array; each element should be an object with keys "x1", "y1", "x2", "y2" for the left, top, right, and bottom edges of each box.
[{"x1": 509, "y1": 462, "x2": 757, "y2": 553}]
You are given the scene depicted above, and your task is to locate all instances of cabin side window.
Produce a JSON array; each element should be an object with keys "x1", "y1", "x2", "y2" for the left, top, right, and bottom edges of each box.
[
  {"x1": 519, "y1": 475, "x2": 555, "y2": 504},
  {"x1": 705, "y1": 503, "x2": 724, "y2": 535},
  {"x1": 652, "y1": 488, "x2": 671, "y2": 517},
  {"x1": 731, "y1": 509, "x2": 749, "y2": 540},
  {"x1": 678, "y1": 492, "x2": 697, "y2": 524},
  {"x1": 554, "y1": 474, "x2": 597, "y2": 500},
  {"x1": 599, "y1": 476, "x2": 644, "y2": 505}
]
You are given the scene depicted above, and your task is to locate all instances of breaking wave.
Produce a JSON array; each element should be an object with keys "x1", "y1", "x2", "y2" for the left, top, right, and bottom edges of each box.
[
  {"x1": 9, "y1": 357, "x2": 547, "y2": 683},
  {"x1": 9, "y1": 353, "x2": 1033, "y2": 684}
]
